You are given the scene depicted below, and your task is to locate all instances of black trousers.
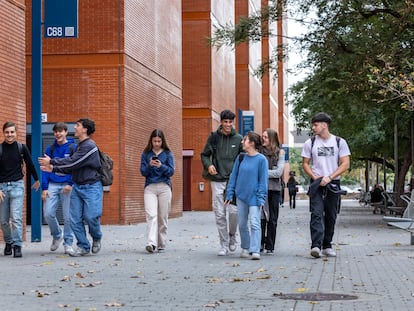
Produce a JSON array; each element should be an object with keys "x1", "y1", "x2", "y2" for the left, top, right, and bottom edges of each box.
[
  {"x1": 289, "y1": 191, "x2": 297, "y2": 209},
  {"x1": 261, "y1": 190, "x2": 280, "y2": 251}
]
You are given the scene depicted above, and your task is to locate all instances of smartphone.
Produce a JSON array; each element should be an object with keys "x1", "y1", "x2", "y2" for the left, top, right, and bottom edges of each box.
[{"x1": 152, "y1": 156, "x2": 158, "y2": 161}]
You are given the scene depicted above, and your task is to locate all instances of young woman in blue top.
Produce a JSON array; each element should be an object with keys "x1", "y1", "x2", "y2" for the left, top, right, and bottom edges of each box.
[
  {"x1": 225, "y1": 131, "x2": 268, "y2": 260},
  {"x1": 140, "y1": 129, "x2": 175, "y2": 253}
]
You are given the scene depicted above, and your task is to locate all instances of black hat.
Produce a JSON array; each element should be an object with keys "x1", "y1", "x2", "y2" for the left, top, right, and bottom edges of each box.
[{"x1": 311, "y1": 112, "x2": 331, "y2": 125}]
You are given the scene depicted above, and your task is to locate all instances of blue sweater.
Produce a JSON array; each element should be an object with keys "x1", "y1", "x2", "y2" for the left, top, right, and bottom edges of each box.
[
  {"x1": 140, "y1": 150, "x2": 175, "y2": 188},
  {"x1": 225, "y1": 153, "x2": 268, "y2": 206},
  {"x1": 42, "y1": 139, "x2": 76, "y2": 190}
]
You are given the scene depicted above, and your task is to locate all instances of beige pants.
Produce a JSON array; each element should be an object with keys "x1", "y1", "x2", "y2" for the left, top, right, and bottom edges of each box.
[
  {"x1": 211, "y1": 181, "x2": 238, "y2": 249},
  {"x1": 144, "y1": 182, "x2": 172, "y2": 249}
]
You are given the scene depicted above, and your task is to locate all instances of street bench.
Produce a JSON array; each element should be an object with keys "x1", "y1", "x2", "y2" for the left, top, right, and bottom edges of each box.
[{"x1": 383, "y1": 190, "x2": 414, "y2": 245}]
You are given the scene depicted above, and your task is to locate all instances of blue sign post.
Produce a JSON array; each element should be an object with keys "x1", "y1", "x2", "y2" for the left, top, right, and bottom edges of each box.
[
  {"x1": 44, "y1": 0, "x2": 78, "y2": 38},
  {"x1": 31, "y1": 0, "x2": 42, "y2": 242},
  {"x1": 31, "y1": 0, "x2": 78, "y2": 242},
  {"x1": 238, "y1": 110, "x2": 255, "y2": 136}
]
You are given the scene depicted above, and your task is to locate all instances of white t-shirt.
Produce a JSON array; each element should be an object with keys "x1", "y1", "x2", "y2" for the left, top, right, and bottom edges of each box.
[{"x1": 301, "y1": 135, "x2": 351, "y2": 179}]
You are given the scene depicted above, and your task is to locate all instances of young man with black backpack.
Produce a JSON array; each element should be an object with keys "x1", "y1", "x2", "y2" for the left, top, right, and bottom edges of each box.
[
  {"x1": 302, "y1": 112, "x2": 351, "y2": 259},
  {"x1": 41, "y1": 122, "x2": 76, "y2": 255},
  {"x1": 39, "y1": 118, "x2": 103, "y2": 257},
  {"x1": 201, "y1": 110, "x2": 243, "y2": 256},
  {"x1": 0, "y1": 121, "x2": 40, "y2": 258}
]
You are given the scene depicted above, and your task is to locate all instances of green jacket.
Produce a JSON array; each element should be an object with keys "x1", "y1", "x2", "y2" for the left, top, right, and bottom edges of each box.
[{"x1": 201, "y1": 126, "x2": 243, "y2": 182}]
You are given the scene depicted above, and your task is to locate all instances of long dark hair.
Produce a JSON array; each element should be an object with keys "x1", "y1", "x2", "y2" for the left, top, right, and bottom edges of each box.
[
  {"x1": 144, "y1": 129, "x2": 171, "y2": 153},
  {"x1": 263, "y1": 128, "x2": 280, "y2": 161}
]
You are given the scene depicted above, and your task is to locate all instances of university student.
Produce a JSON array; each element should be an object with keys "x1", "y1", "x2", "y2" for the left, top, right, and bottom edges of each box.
[
  {"x1": 140, "y1": 129, "x2": 174, "y2": 253},
  {"x1": 201, "y1": 110, "x2": 243, "y2": 256},
  {"x1": 39, "y1": 118, "x2": 103, "y2": 257},
  {"x1": 259, "y1": 128, "x2": 285, "y2": 255},
  {"x1": 41, "y1": 122, "x2": 75, "y2": 254},
  {"x1": 302, "y1": 112, "x2": 350, "y2": 258},
  {"x1": 0, "y1": 121, "x2": 40, "y2": 258},
  {"x1": 225, "y1": 131, "x2": 268, "y2": 260}
]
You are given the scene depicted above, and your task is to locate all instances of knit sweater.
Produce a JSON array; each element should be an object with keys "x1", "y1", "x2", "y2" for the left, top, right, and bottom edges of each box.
[{"x1": 225, "y1": 153, "x2": 268, "y2": 207}]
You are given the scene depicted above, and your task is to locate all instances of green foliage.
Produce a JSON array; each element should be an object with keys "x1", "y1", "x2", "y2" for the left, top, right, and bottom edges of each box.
[{"x1": 209, "y1": 0, "x2": 414, "y2": 191}]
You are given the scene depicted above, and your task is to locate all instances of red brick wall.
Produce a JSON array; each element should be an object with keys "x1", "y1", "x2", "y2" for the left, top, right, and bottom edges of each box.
[
  {"x1": 1, "y1": 0, "x2": 26, "y2": 125},
  {"x1": 0, "y1": 0, "x2": 26, "y2": 239},
  {"x1": 182, "y1": 0, "x2": 238, "y2": 211},
  {"x1": 25, "y1": 0, "x2": 183, "y2": 224},
  {"x1": 123, "y1": 0, "x2": 182, "y2": 223}
]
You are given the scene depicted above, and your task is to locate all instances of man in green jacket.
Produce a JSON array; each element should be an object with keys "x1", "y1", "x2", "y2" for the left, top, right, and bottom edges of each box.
[{"x1": 201, "y1": 110, "x2": 243, "y2": 256}]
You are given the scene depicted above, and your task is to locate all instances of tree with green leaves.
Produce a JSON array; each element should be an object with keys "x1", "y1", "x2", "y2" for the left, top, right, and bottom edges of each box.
[{"x1": 210, "y1": 0, "x2": 414, "y2": 195}]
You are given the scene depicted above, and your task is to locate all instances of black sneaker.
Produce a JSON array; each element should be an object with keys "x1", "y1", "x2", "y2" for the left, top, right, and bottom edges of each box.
[
  {"x1": 13, "y1": 245, "x2": 22, "y2": 258},
  {"x1": 4, "y1": 243, "x2": 12, "y2": 256}
]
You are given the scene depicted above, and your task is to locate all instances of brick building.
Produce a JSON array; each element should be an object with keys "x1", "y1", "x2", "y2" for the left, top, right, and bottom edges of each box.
[
  {"x1": 182, "y1": 0, "x2": 287, "y2": 211},
  {"x1": 25, "y1": 0, "x2": 183, "y2": 224},
  {"x1": 0, "y1": 0, "x2": 287, "y2": 228}
]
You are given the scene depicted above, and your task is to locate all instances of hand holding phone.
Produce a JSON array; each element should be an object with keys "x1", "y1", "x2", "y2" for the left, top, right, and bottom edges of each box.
[{"x1": 151, "y1": 156, "x2": 160, "y2": 168}]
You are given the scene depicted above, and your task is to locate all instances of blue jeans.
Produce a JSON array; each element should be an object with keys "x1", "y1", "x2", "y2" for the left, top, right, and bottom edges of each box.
[
  {"x1": 43, "y1": 182, "x2": 74, "y2": 245},
  {"x1": 0, "y1": 180, "x2": 25, "y2": 247},
  {"x1": 237, "y1": 198, "x2": 261, "y2": 254},
  {"x1": 70, "y1": 181, "x2": 103, "y2": 251},
  {"x1": 309, "y1": 186, "x2": 339, "y2": 249}
]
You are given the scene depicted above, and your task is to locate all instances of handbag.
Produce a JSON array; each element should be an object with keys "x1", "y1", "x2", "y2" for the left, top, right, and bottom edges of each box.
[{"x1": 268, "y1": 177, "x2": 281, "y2": 191}]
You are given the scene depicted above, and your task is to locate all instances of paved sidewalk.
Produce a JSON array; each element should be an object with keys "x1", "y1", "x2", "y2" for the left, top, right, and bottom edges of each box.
[{"x1": 1, "y1": 199, "x2": 413, "y2": 310}]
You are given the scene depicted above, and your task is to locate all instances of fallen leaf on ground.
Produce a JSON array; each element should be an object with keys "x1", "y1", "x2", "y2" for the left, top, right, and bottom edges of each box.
[
  {"x1": 75, "y1": 272, "x2": 85, "y2": 278},
  {"x1": 296, "y1": 287, "x2": 307, "y2": 292},
  {"x1": 104, "y1": 301, "x2": 124, "y2": 307}
]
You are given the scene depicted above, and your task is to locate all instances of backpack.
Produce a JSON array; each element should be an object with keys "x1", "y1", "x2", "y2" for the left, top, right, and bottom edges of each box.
[{"x1": 98, "y1": 150, "x2": 114, "y2": 186}]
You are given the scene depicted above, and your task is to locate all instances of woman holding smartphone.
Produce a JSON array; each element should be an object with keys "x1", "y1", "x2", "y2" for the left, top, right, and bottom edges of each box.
[{"x1": 140, "y1": 129, "x2": 175, "y2": 253}]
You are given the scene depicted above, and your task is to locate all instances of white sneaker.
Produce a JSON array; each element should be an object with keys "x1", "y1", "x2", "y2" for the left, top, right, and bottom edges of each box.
[
  {"x1": 68, "y1": 247, "x2": 89, "y2": 257},
  {"x1": 310, "y1": 247, "x2": 321, "y2": 258},
  {"x1": 145, "y1": 245, "x2": 156, "y2": 253},
  {"x1": 217, "y1": 247, "x2": 227, "y2": 256},
  {"x1": 240, "y1": 249, "x2": 250, "y2": 258},
  {"x1": 229, "y1": 234, "x2": 237, "y2": 252},
  {"x1": 64, "y1": 245, "x2": 74, "y2": 255},
  {"x1": 251, "y1": 253, "x2": 260, "y2": 260},
  {"x1": 322, "y1": 248, "x2": 337, "y2": 257},
  {"x1": 50, "y1": 236, "x2": 63, "y2": 251}
]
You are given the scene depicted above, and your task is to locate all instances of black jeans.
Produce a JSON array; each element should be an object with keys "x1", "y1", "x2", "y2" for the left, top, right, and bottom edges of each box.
[
  {"x1": 261, "y1": 190, "x2": 280, "y2": 251},
  {"x1": 309, "y1": 185, "x2": 340, "y2": 249}
]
